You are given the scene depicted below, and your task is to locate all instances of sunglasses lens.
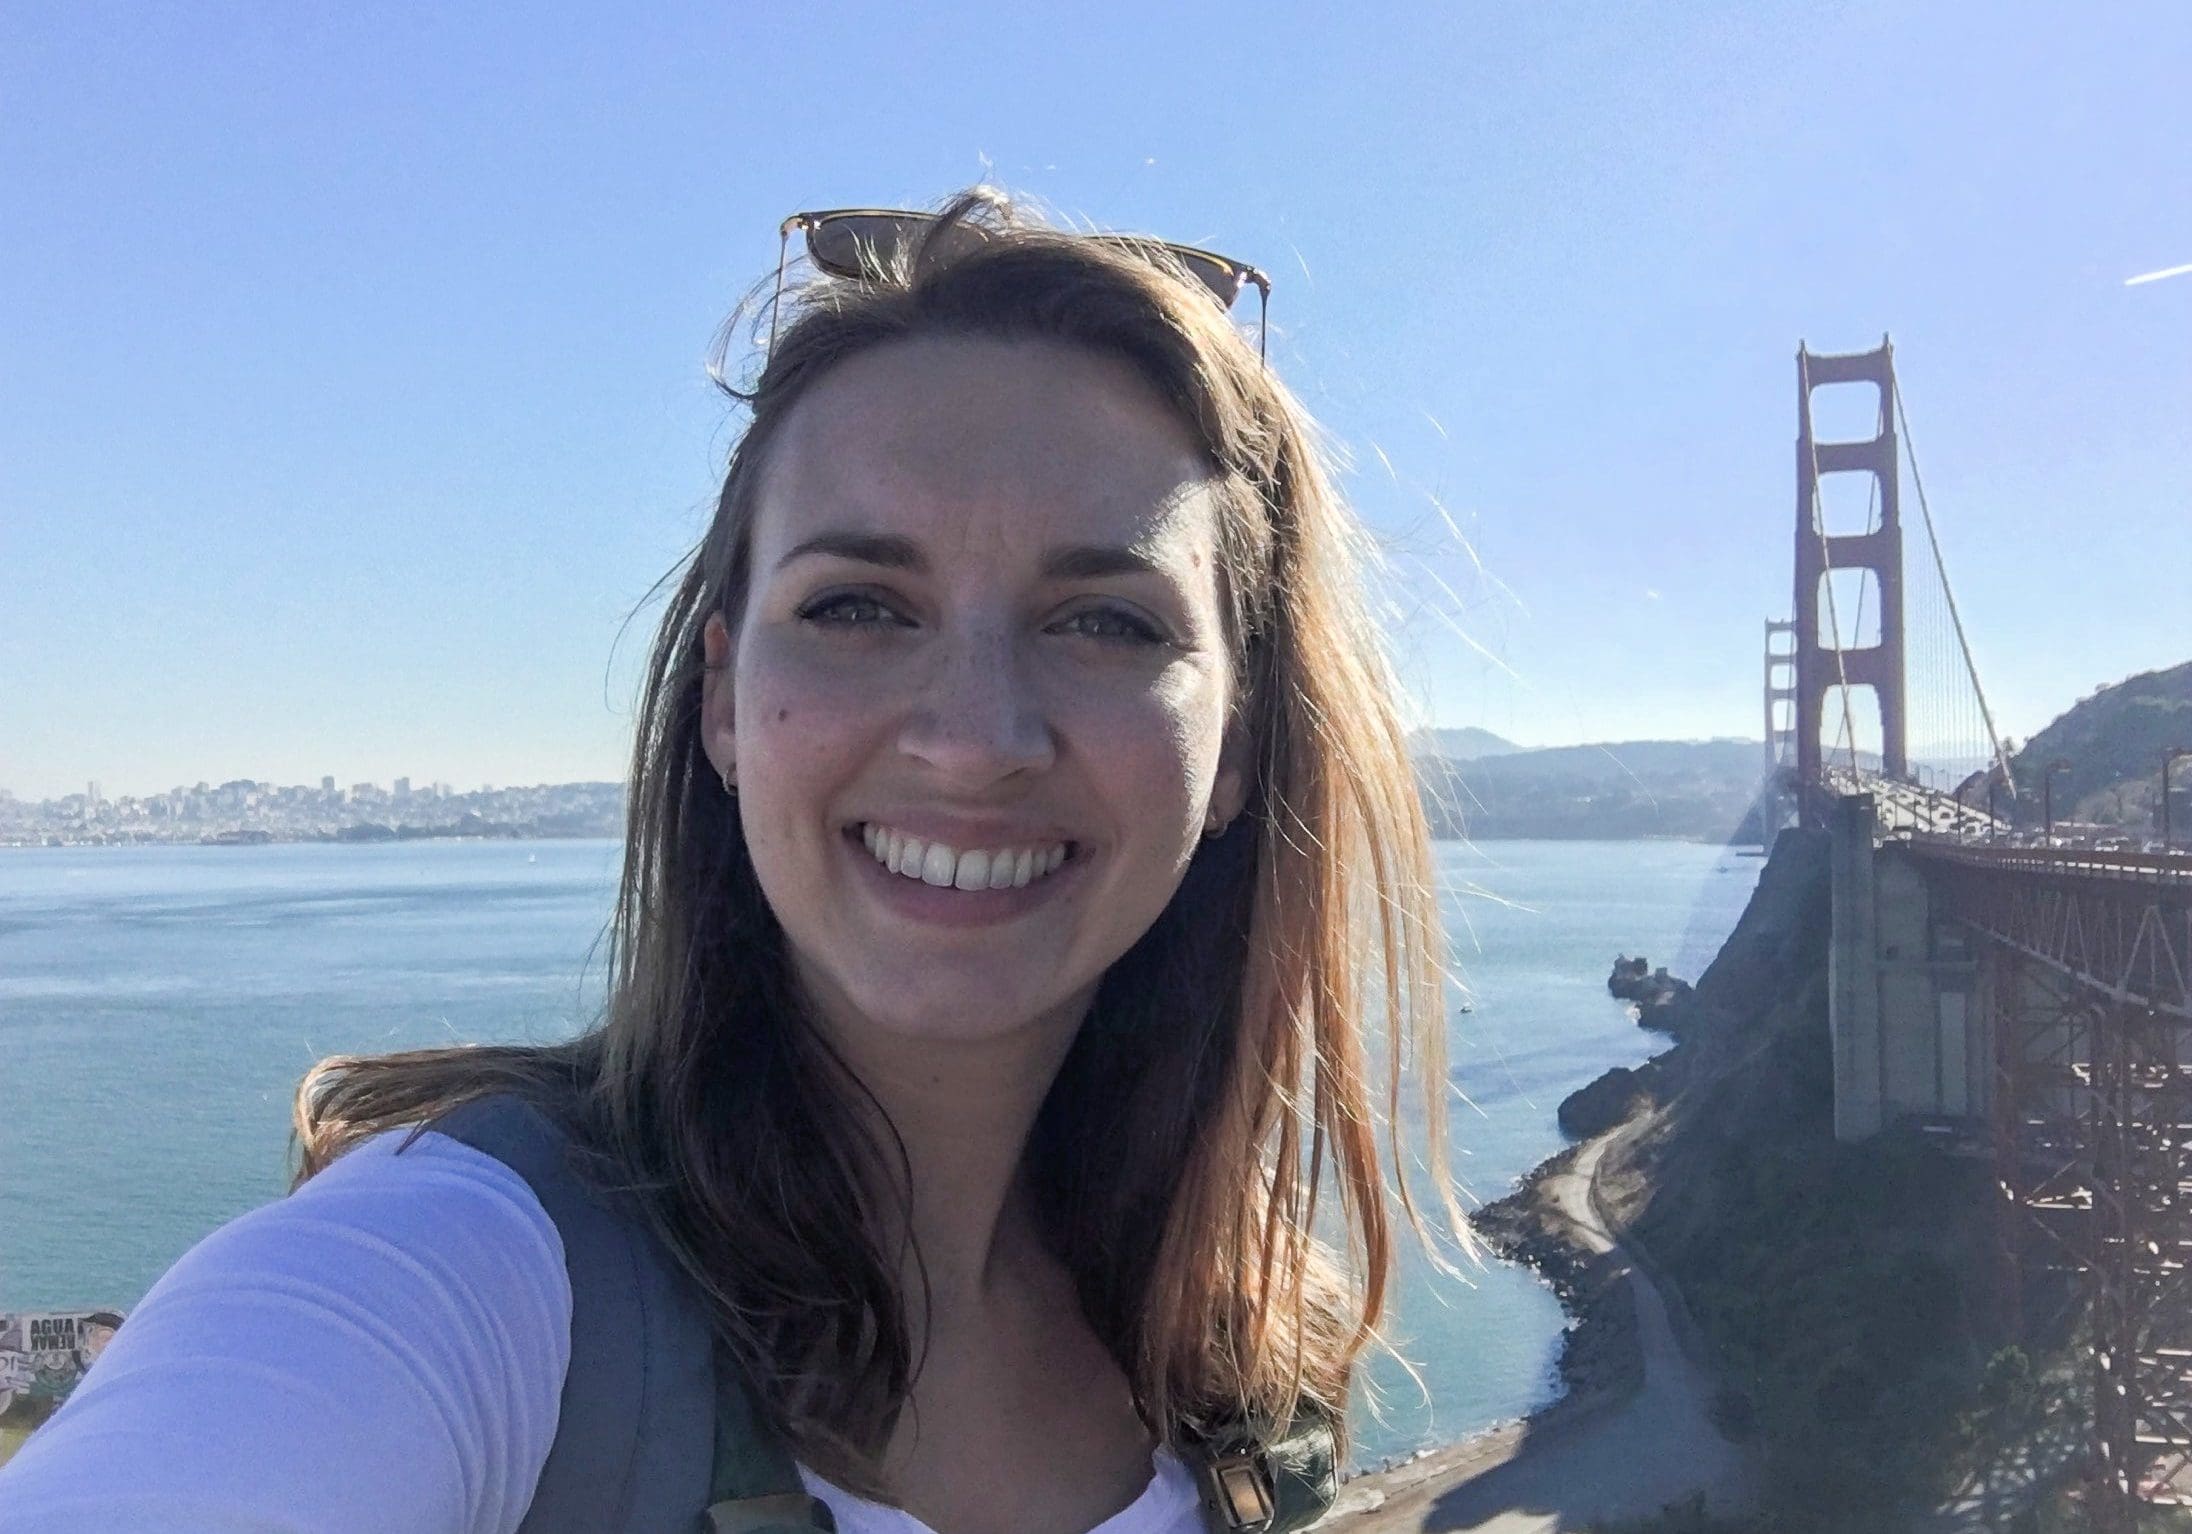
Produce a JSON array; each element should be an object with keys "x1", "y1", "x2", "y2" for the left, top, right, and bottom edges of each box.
[
  {"x1": 805, "y1": 214, "x2": 923, "y2": 281},
  {"x1": 1170, "y1": 249, "x2": 1249, "y2": 308},
  {"x1": 807, "y1": 214, "x2": 999, "y2": 284}
]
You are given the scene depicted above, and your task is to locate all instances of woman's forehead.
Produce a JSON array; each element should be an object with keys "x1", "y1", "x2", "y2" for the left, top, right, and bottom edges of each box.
[{"x1": 755, "y1": 336, "x2": 1222, "y2": 569}]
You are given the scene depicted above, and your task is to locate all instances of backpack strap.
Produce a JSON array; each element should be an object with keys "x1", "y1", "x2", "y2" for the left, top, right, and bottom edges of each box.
[
  {"x1": 429, "y1": 1092, "x2": 833, "y2": 1532},
  {"x1": 700, "y1": 1340, "x2": 836, "y2": 1533},
  {"x1": 427, "y1": 1093, "x2": 719, "y2": 1531},
  {"x1": 1180, "y1": 1410, "x2": 1340, "y2": 1534}
]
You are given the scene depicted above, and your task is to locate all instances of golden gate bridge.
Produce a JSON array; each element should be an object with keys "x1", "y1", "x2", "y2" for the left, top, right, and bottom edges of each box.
[{"x1": 1760, "y1": 338, "x2": 2191, "y2": 1528}]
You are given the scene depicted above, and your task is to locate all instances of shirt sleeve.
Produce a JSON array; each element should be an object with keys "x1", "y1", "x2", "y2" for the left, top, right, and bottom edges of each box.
[{"x1": 0, "y1": 1128, "x2": 572, "y2": 1534}]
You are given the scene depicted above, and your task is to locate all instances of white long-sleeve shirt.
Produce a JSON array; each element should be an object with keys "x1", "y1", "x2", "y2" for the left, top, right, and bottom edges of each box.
[{"x1": 0, "y1": 1130, "x2": 1200, "y2": 1534}]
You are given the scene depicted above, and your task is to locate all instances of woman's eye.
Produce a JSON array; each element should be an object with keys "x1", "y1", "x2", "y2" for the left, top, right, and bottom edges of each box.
[
  {"x1": 1057, "y1": 606, "x2": 1166, "y2": 645},
  {"x1": 797, "y1": 593, "x2": 902, "y2": 629}
]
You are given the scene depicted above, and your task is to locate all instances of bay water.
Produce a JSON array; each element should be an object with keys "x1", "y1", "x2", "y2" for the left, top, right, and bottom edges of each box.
[{"x1": 0, "y1": 837, "x2": 1755, "y2": 1462}]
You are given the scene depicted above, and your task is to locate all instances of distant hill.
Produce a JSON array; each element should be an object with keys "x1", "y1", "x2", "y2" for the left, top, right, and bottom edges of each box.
[
  {"x1": 2000, "y1": 659, "x2": 2192, "y2": 830},
  {"x1": 1407, "y1": 726, "x2": 1522, "y2": 761},
  {"x1": 1417, "y1": 738, "x2": 1762, "y2": 842}
]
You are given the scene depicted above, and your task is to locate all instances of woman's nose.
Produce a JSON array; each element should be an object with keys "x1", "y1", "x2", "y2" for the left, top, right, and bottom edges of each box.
[{"x1": 896, "y1": 622, "x2": 1055, "y2": 784}]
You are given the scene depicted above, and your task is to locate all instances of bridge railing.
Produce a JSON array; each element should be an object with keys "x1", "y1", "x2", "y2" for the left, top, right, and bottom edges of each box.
[{"x1": 1901, "y1": 839, "x2": 2192, "y2": 890}]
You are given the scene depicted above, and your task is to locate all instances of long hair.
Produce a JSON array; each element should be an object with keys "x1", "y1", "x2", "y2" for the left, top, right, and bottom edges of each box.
[{"x1": 294, "y1": 188, "x2": 1456, "y2": 1487}]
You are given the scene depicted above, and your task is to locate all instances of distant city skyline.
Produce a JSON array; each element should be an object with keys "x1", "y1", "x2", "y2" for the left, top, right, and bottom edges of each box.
[
  {"x1": 4, "y1": 6, "x2": 2186, "y2": 803},
  {"x1": 4, "y1": 773, "x2": 582, "y2": 805},
  {"x1": 0, "y1": 774, "x2": 625, "y2": 848},
  {"x1": 0, "y1": 754, "x2": 637, "y2": 804}
]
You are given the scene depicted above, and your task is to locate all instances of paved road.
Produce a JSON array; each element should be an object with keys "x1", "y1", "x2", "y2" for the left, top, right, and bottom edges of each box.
[{"x1": 1338, "y1": 1129, "x2": 1755, "y2": 1533}]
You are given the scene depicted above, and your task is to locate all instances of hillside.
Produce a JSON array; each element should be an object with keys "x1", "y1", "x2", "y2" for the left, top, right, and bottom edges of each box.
[
  {"x1": 1999, "y1": 659, "x2": 2192, "y2": 831},
  {"x1": 1406, "y1": 726, "x2": 1523, "y2": 761},
  {"x1": 1418, "y1": 738, "x2": 1762, "y2": 842}
]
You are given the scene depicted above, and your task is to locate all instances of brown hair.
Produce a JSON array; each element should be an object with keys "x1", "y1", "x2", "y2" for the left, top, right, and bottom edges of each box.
[{"x1": 294, "y1": 187, "x2": 1456, "y2": 1486}]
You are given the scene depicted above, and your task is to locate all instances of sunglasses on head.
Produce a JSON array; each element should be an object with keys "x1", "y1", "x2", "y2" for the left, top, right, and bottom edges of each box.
[{"x1": 769, "y1": 207, "x2": 1272, "y2": 363}]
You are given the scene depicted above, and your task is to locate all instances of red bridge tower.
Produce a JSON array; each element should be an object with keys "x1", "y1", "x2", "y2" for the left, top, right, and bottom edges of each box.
[{"x1": 1794, "y1": 338, "x2": 1907, "y2": 819}]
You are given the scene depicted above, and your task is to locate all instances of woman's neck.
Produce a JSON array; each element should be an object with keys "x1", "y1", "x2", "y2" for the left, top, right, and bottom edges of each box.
[{"x1": 815, "y1": 997, "x2": 1091, "y2": 1307}]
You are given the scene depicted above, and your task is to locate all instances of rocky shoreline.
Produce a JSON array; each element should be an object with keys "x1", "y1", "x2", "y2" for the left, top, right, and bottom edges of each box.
[
  {"x1": 1326, "y1": 936, "x2": 1747, "y2": 1526},
  {"x1": 1468, "y1": 1142, "x2": 1643, "y2": 1408},
  {"x1": 1330, "y1": 835, "x2": 1864, "y2": 1530},
  {"x1": 1329, "y1": 1055, "x2": 1675, "y2": 1526},
  {"x1": 1329, "y1": 1112, "x2": 1704, "y2": 1530},
  {"x1": 1457, "y1": 952, "x2": 1712, "y2": 1420}
]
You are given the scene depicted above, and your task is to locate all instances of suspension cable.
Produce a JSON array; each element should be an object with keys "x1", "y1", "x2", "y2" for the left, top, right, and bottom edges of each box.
[{"x1": 1893, "y1": 376, "x2": 2018, "y2": 800}]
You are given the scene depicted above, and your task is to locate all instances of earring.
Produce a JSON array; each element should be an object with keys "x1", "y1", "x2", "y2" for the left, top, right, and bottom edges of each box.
[{"x1": 720, "y1": 763, "x2": 737, "y2": 797}]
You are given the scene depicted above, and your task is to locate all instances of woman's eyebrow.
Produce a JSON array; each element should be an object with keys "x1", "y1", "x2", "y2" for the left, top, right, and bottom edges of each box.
[
  {"x1": 1039, "y1": 544, "x2": 1168, "y2": 581},
  {"x1": 774, "y1": 530, "x2": 923, "y2": 573},
  {"x1": 773, "y1": 530, "x2": 1171, "y2": 581}
]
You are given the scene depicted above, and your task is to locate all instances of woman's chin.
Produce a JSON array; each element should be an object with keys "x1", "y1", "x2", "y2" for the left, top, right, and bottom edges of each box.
[
  {"x1": 843, "y1": 993, "x2": 1067, "y2": 1048},
  {"x1": 805, "y1": 961, "x2": 1098, "y2": 1056}
]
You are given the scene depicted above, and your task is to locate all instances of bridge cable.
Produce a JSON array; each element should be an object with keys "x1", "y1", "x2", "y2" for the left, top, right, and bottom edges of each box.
[
  {"x1": 1892, "y1": 376, "x2": 2019, "y2": 800},
  {"x1": 1799, "y1": 350, "x2": 1865, "y2": 776}
]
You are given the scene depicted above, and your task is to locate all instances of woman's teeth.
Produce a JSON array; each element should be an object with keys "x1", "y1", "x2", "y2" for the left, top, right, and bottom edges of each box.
[{"x1": 860, "y1": 824, "x2": 1070, "y2": 890}]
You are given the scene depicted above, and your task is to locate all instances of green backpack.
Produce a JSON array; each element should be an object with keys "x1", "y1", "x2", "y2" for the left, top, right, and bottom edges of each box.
[{"x1": 429, "y1": 1094, "x2": 1338, "y2": 1534}]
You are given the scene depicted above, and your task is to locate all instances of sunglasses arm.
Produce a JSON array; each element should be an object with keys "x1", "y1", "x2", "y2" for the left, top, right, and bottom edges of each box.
[{"x1": 765, "y1": 221, "x2": 801, "y2": 363}]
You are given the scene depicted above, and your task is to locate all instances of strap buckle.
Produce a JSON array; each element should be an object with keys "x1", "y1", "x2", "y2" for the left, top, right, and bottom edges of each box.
[
  {"x1": 1201, "y1": 1449, "x2": 1277, "y2": 1532},
  {"x1": 702, "y1": 1490, "x2": 837, "y2": 1532}
]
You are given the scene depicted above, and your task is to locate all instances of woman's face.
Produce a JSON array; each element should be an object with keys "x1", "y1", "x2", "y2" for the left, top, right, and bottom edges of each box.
[{"x1": 702, "y1": 335, "x2": 1248, "y2": 1051}]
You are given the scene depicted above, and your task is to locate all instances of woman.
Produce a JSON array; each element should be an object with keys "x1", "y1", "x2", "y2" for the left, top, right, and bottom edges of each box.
[{"x1": 0, "y1": 189, "x2": 1455, "y2": 1534}]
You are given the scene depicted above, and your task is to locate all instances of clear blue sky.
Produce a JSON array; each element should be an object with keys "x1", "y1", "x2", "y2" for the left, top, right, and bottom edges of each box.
[{"x1": 3, "y1": 3, "x2": 2186, "y2": 801}]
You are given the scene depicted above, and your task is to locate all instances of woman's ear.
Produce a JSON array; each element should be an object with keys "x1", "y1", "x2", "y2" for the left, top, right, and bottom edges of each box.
[
  {"x1": 701, "y1": 613, "x2": 736, "y2": 788},
  {"x1": 1211, "y1": 709, "x2": 1252, "y2": 830}
]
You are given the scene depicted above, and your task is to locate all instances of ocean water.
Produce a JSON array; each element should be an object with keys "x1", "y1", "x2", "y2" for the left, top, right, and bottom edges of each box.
[{"x1": 0, "y1": 836, "x2": 1755, "y2": 1461}]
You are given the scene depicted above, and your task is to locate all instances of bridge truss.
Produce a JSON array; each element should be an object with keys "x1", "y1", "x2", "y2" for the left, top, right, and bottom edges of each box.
[{"x1": 1913, "y1": 844, "x2": 2192, "y2": 1525}]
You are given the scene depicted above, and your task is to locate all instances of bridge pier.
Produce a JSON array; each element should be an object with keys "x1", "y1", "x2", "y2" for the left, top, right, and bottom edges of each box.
[
  {"x1": 1829, "y1": 795, "x2": 1882, "y2": 1140},
  {"x1": 1829, "y1": 793, "x2": 1984, "y2": 1143}
]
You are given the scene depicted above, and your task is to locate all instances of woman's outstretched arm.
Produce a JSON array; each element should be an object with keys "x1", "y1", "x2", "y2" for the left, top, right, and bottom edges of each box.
[{"x1": 0, "y1": 1130, "x2": 571, "y2": 1533}]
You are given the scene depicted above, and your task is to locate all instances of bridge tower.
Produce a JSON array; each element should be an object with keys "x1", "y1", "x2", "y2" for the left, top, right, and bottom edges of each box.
[
  {"x1": 1794, "y1": 339, "x2": 1907, "y2": 819},
  {"x1": 1759, "y1": 619, "x2": 1799, "y2": 841}
]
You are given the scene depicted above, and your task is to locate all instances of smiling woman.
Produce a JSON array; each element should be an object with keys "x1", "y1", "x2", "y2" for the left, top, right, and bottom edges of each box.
[
  {"x1": 0, "y1": 189, "x2": 1459, "y2": 1534},
  {"x1": 711, "y1": 335, "x2": 1245, "y2": 1049}
]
